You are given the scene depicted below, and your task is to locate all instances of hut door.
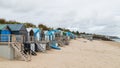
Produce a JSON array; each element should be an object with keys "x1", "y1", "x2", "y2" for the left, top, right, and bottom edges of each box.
[
  {"x1": 30, "y1": 31, "x2": 34, "y2": 42},
  {"x1": 41, "y1": 31, "x2": 45, "y2": 41}
]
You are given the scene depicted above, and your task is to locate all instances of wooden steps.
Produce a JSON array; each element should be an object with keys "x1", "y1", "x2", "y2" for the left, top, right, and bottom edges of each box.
[
  {"x1": 35, "y1": 41, "x2": 46, "y2": 52},
  {"x1": 11, "y1": 42, "x2": 30, "y2": 61}
]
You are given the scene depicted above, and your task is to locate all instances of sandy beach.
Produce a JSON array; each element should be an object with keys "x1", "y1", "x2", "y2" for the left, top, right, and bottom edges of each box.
[{"x1": 0, "y1": 38, "x2": 120, "y2": 68}]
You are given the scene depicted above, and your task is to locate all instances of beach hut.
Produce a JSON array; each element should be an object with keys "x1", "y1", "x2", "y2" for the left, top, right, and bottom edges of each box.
[
  {"x1": 52, "y1": 30, "x2": 64, "y2": 47},
  {"x1": 84, "y1": 34, "x2": 93, "y2": 41},
  {"x1": 61, "y1": 31, "x2": 70, "y2": 45},
  {"x1": 47, "y1": 30, "x2": 61, "y2": 50},
  {"x1": 44, "y1": 30, "x2": 51, "y2": 42},
  {"x1": 38, "y1": 29, "x2": 49, "y2": 51},
  {"x1": 31, "y1": 28, "x2": 47, "y2": 52},
  {"x1": 26, "y1": 28, "x2": 36, "y2": 55},
  {"x1": 27, "y1": 28, "x2": 46, "y2": 54},
  {"x1": 7, "y1": 24, "x2": 31, "y2": 61},
  {"x1": 26, "y1": 28, "x2": 34, "y2": 42},
  {"x1": 70, "y1": 33, "x2": 75, "y2": 39},
  {"x1": 66, "y1": 32, "x2": 75, "y2": 39},
  {"x1": 32, "y1": 28, "x2": 41, "y2": 52},
  {"x1": 0, "y1": 24, "x2": 31, "y2": 61},
  {"x1": 65, "y1": 32, "x2": 71, "y2": 40},
  {"x1": 7, "y1": 24, "x2": 28, "y2": 43},
  {"x1": 0, "y1": 24, "x2": 13, "y2": 60},
  {"x1": 43, "y1": 30, "x2": 51, "y2": 50},
  {"x1": 32, "y1": 28, "x2": 41, "y2": 41},
  {"x1": 0, "y1": 24, "x2": 11, "y2": 42}
]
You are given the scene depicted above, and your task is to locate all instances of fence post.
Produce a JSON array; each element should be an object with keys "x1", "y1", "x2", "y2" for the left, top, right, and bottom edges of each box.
[{"x1": 8, "y1": 34, "x2": 10, "y2": 46}]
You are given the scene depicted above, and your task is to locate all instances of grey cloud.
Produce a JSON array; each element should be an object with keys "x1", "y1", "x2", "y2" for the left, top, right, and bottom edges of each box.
[
  {"x1": 0, "y1": 0, "x2": 120, "y2": 37},
  {"x1": 0, "y1": 0, "x2": 36, "y2": 13},
  {"x1": 0, "y1": 0, "x2": 16, "y2": 8}
]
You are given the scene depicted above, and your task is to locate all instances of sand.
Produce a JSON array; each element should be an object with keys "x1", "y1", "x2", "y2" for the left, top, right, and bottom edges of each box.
[{"x1": 0, "y1": 38, "x2": 120, "y2": 68}]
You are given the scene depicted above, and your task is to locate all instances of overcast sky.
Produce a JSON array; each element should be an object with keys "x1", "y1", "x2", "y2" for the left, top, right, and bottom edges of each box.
[{"x1": 0, "y1": 0, "x2": 120, "y2": 36}]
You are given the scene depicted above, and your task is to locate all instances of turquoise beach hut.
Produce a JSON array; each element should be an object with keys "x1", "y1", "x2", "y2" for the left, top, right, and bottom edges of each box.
[
  {"x1": 33, "y1": 28, "x2": 41, "y2": 41},
  {"x1": 48, "y1": 30, "x2": 61, "y2": 50},
  {"x1": 66, "y1": 32, "x2": 75, "y2": 39}
]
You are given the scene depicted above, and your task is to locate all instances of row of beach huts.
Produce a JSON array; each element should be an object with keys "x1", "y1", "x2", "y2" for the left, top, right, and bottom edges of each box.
[{"x1": 0, "y1": 24, "x2": 76, "y2": 61}]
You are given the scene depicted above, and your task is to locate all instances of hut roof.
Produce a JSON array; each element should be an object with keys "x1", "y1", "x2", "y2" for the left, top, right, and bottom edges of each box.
[
  {"x1": 44, "y1": 31, "x2": 52, "y2": 36},
  {"x1": 33, "y1": 28, "x2": 40, "y2": 34},
  {"x1": 7, "y1": 24, "x2": 24, "y2": 31},
  {"x1": 0, "y1": 24, "x2": 7, "y2": 30},
  {"x1": 26, "y1": 28, "x2": 33, "y2": 32}
]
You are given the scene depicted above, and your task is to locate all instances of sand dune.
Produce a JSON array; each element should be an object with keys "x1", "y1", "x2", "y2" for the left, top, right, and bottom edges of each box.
[{"x1": 0, "y1": 38, "x2": 120, "y2": 68}]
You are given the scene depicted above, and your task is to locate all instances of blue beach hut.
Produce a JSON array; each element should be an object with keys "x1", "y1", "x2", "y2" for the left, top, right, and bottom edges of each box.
[{"x1": 0, "y1": 24, "x2": 11, "y2": 42}]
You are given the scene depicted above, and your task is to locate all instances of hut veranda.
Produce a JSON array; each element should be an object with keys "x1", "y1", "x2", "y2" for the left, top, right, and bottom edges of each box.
[{"x1": 0, "y1": 24, "x2": 76, "y2": 61}]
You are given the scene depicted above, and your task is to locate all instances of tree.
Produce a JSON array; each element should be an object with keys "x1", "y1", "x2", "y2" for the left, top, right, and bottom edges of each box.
[
  {"x1": 6, "y1": 20, "x2": 20, "y2": 24},
  {"x1": 0, "y1": 19, "x2": 6, "y2": 24},
  {"x1": 57, "y1": 28, "x2": 63, "y2": 30},
  {"x1": 72, "y1": 31, "x2": 75, "y2": 34},
  {"x1": 24, "y1": 23, "x2": 36, "y2": 28},
  {"x1": 76, "y1": 31, "x2": 80, "y2": 35},
  {"x1": 38, "y1": 24, "x2": 49, "y2": 30},
  {"x1": 63, "y1": 28, "x2": 70, "y2": 32}
]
